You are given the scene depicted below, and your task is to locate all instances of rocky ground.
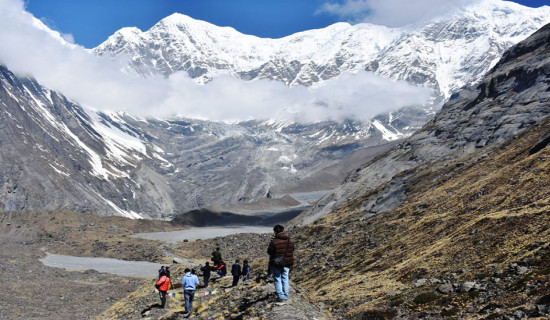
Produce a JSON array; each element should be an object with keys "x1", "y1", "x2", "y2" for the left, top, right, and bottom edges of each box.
[
  {"x1": 100, "y1": 263, "x2": 327, "y2": 320},
  {"x1": 0, "y1": 210, "x2": 180, "y2": 319},
  {"x1": 0, "y1": 210, "x2": 327, "y2": 319}
]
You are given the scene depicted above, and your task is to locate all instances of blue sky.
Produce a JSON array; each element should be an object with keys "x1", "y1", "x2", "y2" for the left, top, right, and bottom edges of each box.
[{"x1": 25, "y1": 0, "x2": 550, "y2": 48}]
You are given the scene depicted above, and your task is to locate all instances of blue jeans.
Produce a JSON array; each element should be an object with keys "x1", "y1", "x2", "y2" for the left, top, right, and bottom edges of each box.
[
  {"x1": 272, "y1": 266, "x2": 289, "y2": 300},
  {"x1": 184, "y1": 290, "x2": 195, "y2": 313}
]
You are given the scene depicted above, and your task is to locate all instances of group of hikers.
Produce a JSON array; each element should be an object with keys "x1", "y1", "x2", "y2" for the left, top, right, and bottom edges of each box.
[
  {"x1": 154, "y1": 224, "x2": 295, "y2": 316},
  {"x1": 204, "y1": 247, "x2": 251, "y2": 287}
]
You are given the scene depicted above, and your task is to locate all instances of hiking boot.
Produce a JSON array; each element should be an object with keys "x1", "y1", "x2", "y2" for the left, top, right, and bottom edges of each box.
[{"x1": 275, "y1": 299, "x2": 287, "y2": 306}]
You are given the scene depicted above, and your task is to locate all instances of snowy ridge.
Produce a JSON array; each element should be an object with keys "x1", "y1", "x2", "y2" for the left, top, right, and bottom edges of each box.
[{"x1": 94, "y1": 0, "x2": 550, "y2": 99}]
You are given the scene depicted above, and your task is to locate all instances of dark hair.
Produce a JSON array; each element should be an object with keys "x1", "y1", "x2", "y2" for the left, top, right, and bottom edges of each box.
[
  {"x1": 216, "y1": 247, "x2": 220, "y2": 250},
  {"x1": 243, "y1": 260, "x2": 248, "y2": 264},
  {"x1": 273, "y1": 224, "x2": 284, "y2": 233},
  {"x1": 191, "y1": 269, "x2": 196, "y2": 274},
  {"x1": 235, "y1": 259, "x2": 240, "y2": 263},
  {"x1": 160, "y1": 266, "x2": 165, "y2": 269},
  {"x1": 184, "y1": 268, "x2": 191, "y2": 273},
  {"x1": 205, "y1": 262, "x2": 210, "y2": 265},
  {"x1": 166, "y1": 266, "x2": 170, "y2": 269}
]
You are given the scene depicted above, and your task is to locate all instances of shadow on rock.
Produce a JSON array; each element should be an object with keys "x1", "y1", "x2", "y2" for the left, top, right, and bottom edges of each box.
[{"x1": 141, "y1": 303, "x2": 164, "y2": 316}]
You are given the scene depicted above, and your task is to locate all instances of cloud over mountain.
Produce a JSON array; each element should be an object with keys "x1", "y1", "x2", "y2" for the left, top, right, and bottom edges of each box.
[
  {"x1": 317, "y1": 0, "x2": 479, "y2": 27},
  {"x1": 0, "y1": 0, "x2": 431, "y2": 122}
]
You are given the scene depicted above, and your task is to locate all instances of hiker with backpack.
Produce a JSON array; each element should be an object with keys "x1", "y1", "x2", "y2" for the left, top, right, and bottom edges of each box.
[
  {"x1": 155, "y1": 270, "x2": 171, "y2": 308},
  {"x1": 181, "y1": 268, "x2": 200, "y2": 317},
  {"x1": 231, "y1": 259, "x2": 242, "y2": 286},
  {"x1": 267, "y1": 224, "x2": 295, "y2": 305},
  {"x1": 211, "y1": 247, "x2": 222, "y2": 266},
  {"x1": 241, "y1": 260, "x2": 251, "y2": 281},
  {"x1": 200, "y1": 262, "x2": 213, "y2": 287}
]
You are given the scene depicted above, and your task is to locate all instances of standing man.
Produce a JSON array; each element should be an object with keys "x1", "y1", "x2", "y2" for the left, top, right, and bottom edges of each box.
[
  {"x1": 165, "y1": 266, "x2": 173, "y2": 289},
  {"x1": 181, "y1": 268, "x2": 200, "y2": 317},
  {"x1": 267, "y1": 224, "x2": 295, "y2": 305},
  {"x1": 212, "y1": 247, "x2": 222, "y2": 266},
  {"x1": 231, "y1": 259, "x2": 242, "y2": 287},
  {"x1": 200, "y1": 262, "x2": 213, "y2": 287}
]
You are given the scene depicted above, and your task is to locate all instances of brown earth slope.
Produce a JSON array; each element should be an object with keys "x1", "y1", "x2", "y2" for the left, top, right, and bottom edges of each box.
[{"x1": 289, "y1": 112, "x2": 550, "y2": 319}]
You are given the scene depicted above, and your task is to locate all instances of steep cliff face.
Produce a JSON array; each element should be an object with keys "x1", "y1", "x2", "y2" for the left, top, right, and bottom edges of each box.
[
  {"x1": 295, "y1": 23, "x2": 550, "y2": 225},
  {"x1": 0, "y1": 66, "x2": 169, "y2": 218}
]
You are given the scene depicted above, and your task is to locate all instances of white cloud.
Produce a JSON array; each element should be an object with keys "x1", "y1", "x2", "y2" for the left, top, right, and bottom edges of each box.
[
  {"x1": 0, "y1": 0, "x2": 432, "y2": 123},
  {"x1": 317, "y1": 0, "x2": 480, "y2": 27}
]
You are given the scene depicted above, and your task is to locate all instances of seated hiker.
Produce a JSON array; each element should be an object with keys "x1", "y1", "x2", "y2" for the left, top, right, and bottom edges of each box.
[
  {"x1": 216, "y1": 261, "x2": 227, "y2": 277},
  {"x1": 155, "y1": 270, "x2": 170, "y2": 308},
  {"x1": 241, "y1": 260, "x2": 251, "y2": 281},
  {"x1": 231, "y1": 259, "x2": 242, "y2": 286},
  {"x1": 181, "y1": 268, "x2": 200, "y2": 317}
]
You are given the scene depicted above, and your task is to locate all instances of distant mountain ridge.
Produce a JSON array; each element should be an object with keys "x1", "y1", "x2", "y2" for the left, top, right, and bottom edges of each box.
[
  {"x1": 94, "y1": 0, "x2": 550, "y2": 102},
  {"x1": 0, "y1": 63, "x2": 400, "y2": 218}
]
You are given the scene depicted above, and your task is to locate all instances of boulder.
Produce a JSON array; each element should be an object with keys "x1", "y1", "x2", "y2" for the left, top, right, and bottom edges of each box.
[{"x1": 437, "y1": 283, "x2": 454, "y2": 294}]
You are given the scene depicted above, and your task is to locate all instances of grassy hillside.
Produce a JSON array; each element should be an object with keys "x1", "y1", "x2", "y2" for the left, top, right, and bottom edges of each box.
[{"x1": 290, "y1": 116, "x2": 550, "y2": 318}]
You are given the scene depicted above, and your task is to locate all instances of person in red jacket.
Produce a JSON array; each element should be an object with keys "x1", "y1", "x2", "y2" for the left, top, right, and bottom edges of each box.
[{"x1": 155, "y1": 271, "x2": 171, "y2": 308}]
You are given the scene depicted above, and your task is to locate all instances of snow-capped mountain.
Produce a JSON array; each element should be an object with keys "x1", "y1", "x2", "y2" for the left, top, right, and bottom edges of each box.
[
  {"x1": 0, "y1": 64, "x2": 397, "y2": 218},
  {"x1": 2, "y1": 0, "x2": 549, "y2": 219},
  {"x1": 94, "y1": 0, "x2": 550, "y2": 102}
]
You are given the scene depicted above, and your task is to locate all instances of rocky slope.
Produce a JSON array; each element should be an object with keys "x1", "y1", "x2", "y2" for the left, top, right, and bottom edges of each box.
[
  {"x1": 0, "y1": 210, "x2": 176, "y2": 320},
  {"x1": 0, "y1": 63, "x2": 399, "y2": 218},
  {"x1": 280, "y1": 22, "x2": 550, "y2": 319},
  {"x1": 295, "y1": 21, "x2": 550, "y2": 225}
]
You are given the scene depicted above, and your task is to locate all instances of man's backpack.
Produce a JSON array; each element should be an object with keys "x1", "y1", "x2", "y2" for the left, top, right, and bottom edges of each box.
[{"x1": 272, "y1": 239, "x2": 290, "y2": 268}]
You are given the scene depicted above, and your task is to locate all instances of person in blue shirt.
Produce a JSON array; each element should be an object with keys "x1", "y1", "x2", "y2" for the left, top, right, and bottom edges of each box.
[{"x1": 181, "y1": 268, "x2": 200, "y2": 316}]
